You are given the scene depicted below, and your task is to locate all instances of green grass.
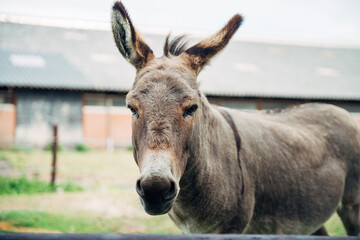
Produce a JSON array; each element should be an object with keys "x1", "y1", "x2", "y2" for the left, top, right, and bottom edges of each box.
[
  {"x1": 324, "y1": 213, "x2": 346, "y2": 236},
  {"x1": 0, "y1": 210, "x2": 119, "y2": 233},
  {"x1": 0, "y1": 176, "x2": 83, "y2": 195},
  {"x1": 0, "y1": 209, "x2": 347, "y2": 235},
  {"x1": 0, "y1": 210, "x2": 179, "y2": 233}
]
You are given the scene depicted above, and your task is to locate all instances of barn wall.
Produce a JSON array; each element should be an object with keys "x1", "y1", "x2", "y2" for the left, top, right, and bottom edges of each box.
[
  {"x1": 15, "y1": 89, "x2": 83, "y2": 148},
  {"x1": 208, "y1": 96, "x2": 360, "y2": 127},
  {"x1": 208, "y1": 96, "x2": 360, "y2": 111},
  {"x1": 82, "y1": 106, "x2": 132, "y2": 149},
  {"x1": 9, "y1": 89, "x2": 360, "y2": 150},
  {"x1": 0, "y1": 104, "x2": 16, "y2": 147}
]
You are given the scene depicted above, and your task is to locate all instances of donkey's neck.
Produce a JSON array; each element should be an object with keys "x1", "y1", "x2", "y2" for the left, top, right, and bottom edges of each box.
[
  {"x1": 183, "y1": 94, "x2": 240, "y2": 187},
  {"x1": 170, "y1": 94, "x2": 246, "y2": 233}
]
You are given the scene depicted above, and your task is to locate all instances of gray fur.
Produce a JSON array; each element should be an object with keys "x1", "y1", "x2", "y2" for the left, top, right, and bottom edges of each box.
[{"x1": 111, "y1": 2, "x2": 360, "y2": 235}]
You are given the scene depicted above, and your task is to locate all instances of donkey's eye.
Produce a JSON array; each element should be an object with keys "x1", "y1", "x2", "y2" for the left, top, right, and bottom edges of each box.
[
  {"x1": 183, "y1": 104, "x2": 198, "y2": 118},
  {"x1": 128, "y1": 105, "x2": 139, "y2": 118}
]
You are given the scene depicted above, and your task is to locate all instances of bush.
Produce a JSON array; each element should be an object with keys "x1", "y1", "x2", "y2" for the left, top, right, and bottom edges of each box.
[
  {"x1": 0, "y1": 176, "x2": 83, "y2": 195},
  {"x1": 9, "y1": 145, "x2": 22, "y2": 152},
  {"x1": 44, "y1": 143, "x2": 63, "y2": 152},
  {"x1": 61, "y1": 181, "x2": 84, "y2": 192},
  {"x1": 9, "y1": 145, "x2": 33, "y2": 152},
  {"x1": 126, "y1": 145, "x2": 133, "y2": 152},
  {"x1": 75, "y1": 143, "x2": 91, "y2": 152}
]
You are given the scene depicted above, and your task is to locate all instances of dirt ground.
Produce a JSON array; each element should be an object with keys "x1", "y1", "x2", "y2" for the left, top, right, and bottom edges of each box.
[
  {"x1": 0, "y1": 150, "x2": 153, "y2": 219},
  {"x1": 0, "y1": 190, "x2": 147, "y2": 219},
  {"x1": 0, "y1": 221, "x2": 60, "y2": 233}
]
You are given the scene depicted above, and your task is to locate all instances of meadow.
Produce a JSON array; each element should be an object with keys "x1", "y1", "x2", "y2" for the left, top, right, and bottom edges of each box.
[{"x1": 0, "y1": 148, "x2": 346, "y2": 235}]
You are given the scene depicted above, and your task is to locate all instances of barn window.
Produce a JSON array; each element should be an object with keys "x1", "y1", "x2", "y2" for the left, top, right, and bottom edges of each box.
[
  {"x1": 85, "y1": 94, "x2": 106, "y2": 106},
  {"x1": 111, "y1": 96, "x2": 126, "y2": 107},
  {"x1": 84, "y1": 94, "x2": 125, "y2": 107},
  {"x1": 0, "y1": 90, "x2": 13, "y2": 104}
]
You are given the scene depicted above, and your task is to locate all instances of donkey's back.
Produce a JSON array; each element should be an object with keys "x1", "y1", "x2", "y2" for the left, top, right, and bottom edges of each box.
[{"x1": 230, "y1": 103, "x2": 360, "y2": 234}]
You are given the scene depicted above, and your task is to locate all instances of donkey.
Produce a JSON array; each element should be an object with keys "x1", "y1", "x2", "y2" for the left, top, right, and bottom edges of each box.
[{"x1": 111, "y1": 1, "x2": 360, "y2": 235}]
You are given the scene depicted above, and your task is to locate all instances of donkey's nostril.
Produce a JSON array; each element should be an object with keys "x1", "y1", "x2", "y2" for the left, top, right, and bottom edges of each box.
[
  {"x1": 164, "y1": 180, "x2": 177, "y2": 200},
  {"x1": 136, "y1": 177, "x2": 177, "y2": 202},
  {"x1": 136, "y1": 179, "x2": 145, "y2": 197}
]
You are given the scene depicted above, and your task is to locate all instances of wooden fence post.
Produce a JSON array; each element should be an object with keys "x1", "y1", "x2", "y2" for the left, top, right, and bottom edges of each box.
[{"x1": 50, "y1": 124, "x2": 58, "y2": 187}]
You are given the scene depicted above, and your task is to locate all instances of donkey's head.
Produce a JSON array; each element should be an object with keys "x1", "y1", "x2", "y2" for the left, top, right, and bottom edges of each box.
[{"x1": 112, "y1": 1, "x2": 242, "y2": 215}]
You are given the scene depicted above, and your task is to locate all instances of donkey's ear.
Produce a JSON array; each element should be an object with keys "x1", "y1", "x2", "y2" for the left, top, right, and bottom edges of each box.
[
  {"x1": 111, "y1": 1, "x2": 154, "y2": 70},
  {"x1": 182, "y1": 14, "x2": 243, "y2": 74}
]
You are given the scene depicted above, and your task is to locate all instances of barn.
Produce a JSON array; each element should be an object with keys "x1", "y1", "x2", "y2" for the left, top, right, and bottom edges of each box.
[{"x1": 1, "y1": 17, "x2": 359, "y2": 149}]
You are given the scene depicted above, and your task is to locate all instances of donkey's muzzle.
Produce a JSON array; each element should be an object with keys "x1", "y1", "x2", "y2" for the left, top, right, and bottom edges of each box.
[{"x1": 136, "y1": 176, "x2": 177, "y2": 215}]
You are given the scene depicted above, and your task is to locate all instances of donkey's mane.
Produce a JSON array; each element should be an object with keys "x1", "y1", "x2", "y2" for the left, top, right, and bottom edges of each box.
[{"x1": 163, "y1": 34, "x2": 189, "y2": 57}]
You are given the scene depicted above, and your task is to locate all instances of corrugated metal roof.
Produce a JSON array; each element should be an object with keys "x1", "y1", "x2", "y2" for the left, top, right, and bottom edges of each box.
[
  {"x1": 0, "y1": 22, "x2": 359, "y2": 100},
  {"x1": 0, "y1": 51, "x2": 94, "y2": 90},
  {"x1": 199, "y1": 41, "x2": 360, "y2": 100}
]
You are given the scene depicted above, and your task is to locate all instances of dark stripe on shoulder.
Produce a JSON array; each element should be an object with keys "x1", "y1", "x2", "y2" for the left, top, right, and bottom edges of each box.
[{"x1": 218, "y1": 108, "x2": 244, "y2": 195}]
